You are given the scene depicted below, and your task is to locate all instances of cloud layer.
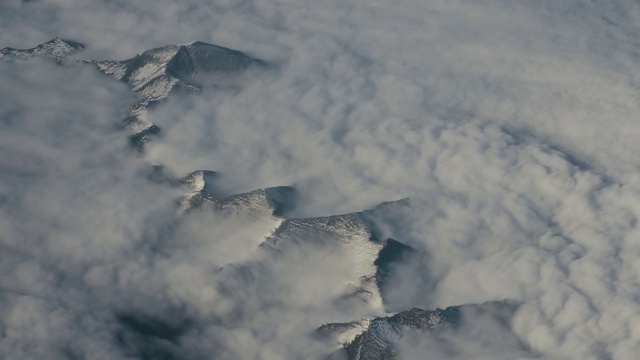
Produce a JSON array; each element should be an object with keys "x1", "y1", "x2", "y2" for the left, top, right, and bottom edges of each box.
[{"x1": 2, "y1": 0, "x2": 640, "y2": 359}]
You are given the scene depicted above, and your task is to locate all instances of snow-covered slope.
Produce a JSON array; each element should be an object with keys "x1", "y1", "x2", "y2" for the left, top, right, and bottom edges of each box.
[
  {"x1": 92, "y1": 41, "x2": 259, "y2": 97},
  {"x1": 89, "y1": 41, "x2": 263, "y2": 143},
  {"x1": 1, "y1": 38, "x2": 262, "y2": 153},
  {"x1": 0, "y1": 35, "x2": 526, "y2": 360},
  {"x1": 0, "y1": 37, "x2": 84, "y2": 60},
  {"x1": 319, "y1": 301, "x2": 519, "y2": 360},
  {"x1": 183, "y1": 184, "x2": 295, "y2": 219},
  {"x1": 175, "y1": 168, "x2": 415, "y2": 308}
]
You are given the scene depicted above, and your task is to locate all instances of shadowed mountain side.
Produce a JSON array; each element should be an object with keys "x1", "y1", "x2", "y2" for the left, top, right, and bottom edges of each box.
[
  {"x1": 173, "y1": 175, "x2": 416, "y2": 310},
  {"x1": 127, "y1": 166, "x2": 416, "y2": 315},
  {"x1": 259, "y1": 200, "x2": 415, "y2": 307},
  {"x1": 129, "y1": 124, "x2": 161, "y2": 152},
  {"x1": 91, "y1": 42, "x2": 262, "y2": 93},
  {"x1": 88, "y1": 41, "x2": 266, "y2": 145},
  {"x1": 115, "y1": 311, "x2": 193, "y2": 360},
  {"x1": 261, "y1": 199, "x2": 411, "y2": 249}
]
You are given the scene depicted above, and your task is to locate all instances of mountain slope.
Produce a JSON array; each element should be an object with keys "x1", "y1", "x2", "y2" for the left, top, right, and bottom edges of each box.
[
  {"x1": 318, "y1": 301, "x2": 520, "y2": 360},
  {"x1": 90, "y1": 41, "x2": 264, "y2": 142},
  {"x1": 0, "y1": 38, "x2": 264, "y2": 151},
  {"x1": 0, "y1": 37, "x2": 84, "y2": 60}
]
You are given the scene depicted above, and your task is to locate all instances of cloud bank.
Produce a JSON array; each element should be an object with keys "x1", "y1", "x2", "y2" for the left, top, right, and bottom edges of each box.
[{"x1": 2, "y1": 0, "x2": 640, "y2": 359}]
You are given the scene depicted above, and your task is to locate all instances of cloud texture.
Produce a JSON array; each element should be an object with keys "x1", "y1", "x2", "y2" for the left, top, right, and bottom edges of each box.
[{"x1": 2, "y1": 0, "x2": 640, "y2": 359}]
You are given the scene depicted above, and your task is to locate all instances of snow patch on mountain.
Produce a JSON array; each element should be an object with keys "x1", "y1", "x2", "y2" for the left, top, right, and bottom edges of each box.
[
  {"x1": 319, "y1": 301, "x2": 521, "y2": 360},
  {"x1": 0, "y1": 37, "x2": 84, "y2": 60},
  {"x1": 174, "y1": 170, "x2": 416, "y2": 310},
  {"x1": 88, "y1": 41, "x2": 264, "y2": 149},
  {"x1": 91, "y1": 42, "x2": 261, "y2": 102}
]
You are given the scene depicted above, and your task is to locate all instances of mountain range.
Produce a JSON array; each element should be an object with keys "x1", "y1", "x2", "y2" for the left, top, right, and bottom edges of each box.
[{"x1": 1, "y1": 38, "x2": 528, "y2": 360}]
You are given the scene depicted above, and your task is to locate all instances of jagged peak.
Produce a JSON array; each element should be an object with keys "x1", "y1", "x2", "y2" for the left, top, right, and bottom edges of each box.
[
  {"x1": 374, "y1": 238, "x2": 417, "y2": 307},
  {"x1": 47, "y1": 37, "x2": 83, "y2": 46},
  {"x1": 320, "y1": 301, "x2": 519, "y2": 360},
  {"x1": 93, "y1": 40, "x2": 261, "y2": 86},
  {"x1": 259, "y1": 203, "x2": 416, "y2": 309},
  {"x1": 316, "y1": 319, "x2": 372, "y2": 345},
  {"x1": 180, "y1": 183, "x2": 296, "y2": 220},
  {"x1": 176, "y1": 178, "x2": 414, "y2": 308},
  {"x1": 129, "y1": 125, "x2": 160, "y2": 153},
  {"x1": 88, "y1": 40, "x2": 262, "y2": 139},
  {"x1": 0, "y1": 37, "x2": 84, "y2": 60},
  {"x1": 263, "y1": 186, "x2": 297, "y2": 216}
]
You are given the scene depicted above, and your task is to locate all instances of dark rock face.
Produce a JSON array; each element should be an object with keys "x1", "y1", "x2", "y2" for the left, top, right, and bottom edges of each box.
[
  {"x1": 177, "y1": 178, "x2": 416, "y2": 309},
  {"x1": 115, "y1": 312, "x2": 192, "y2": 360},
  {"x1": 374, "y1": 239, "x2": 416, "y2": 302},
  {"x1": 129, "y1": 124, "x2": 161, "y2": 152},
  {"x1": 2, "y1": 38, "x2": 264, "y2": 153}
]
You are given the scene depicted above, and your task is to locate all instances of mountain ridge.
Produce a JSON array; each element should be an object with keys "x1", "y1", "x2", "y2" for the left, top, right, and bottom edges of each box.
[
  {"x1": 0, "y1": 37, "x2": 84, "y2": 60},
  {"x1": 318, "y1": 301, "x2": 520, "y2": 360},
  {"x1": 1, "y1": 38, "x2": 265, "y2": 151}
]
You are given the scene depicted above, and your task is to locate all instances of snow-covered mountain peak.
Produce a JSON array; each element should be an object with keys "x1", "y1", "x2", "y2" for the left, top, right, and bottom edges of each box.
[
  {"x1": 258, "y1": 200, "x2": 416, "y2": 309},
  {"x1": 92, "y1": 41, "x2": 261, "y2": 100},
  {"x1": 85, "y1": 40, "x2": 265, "y2": 150},
  {"x1": 319, "y1": 301, "x2": 519, "y2": 360},
  {"x1": 181, "y1": 183, "x2": 296, "y2": 220},
  {"x1": 0, "y1": 37, "x2": 84, "y2": 60}
]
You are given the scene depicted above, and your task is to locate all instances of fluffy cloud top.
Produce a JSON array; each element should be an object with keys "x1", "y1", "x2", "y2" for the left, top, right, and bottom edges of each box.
[{"x1": 2, "y1": 0, "x2": 640, "y2": 359}]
